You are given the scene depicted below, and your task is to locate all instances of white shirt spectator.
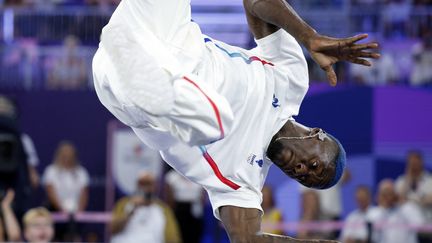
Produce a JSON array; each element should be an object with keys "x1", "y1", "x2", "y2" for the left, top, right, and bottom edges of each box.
[
  {"x1": 341, "y1": 207, "x2": 372, "y2": 242},
  {"x1": 111, "y1": 204, "x2": 166, "y2": 243},
  {"x1": 42, "y1": 164, "x2": 89, "y2": 212},
  {"x1": 410, "y1": 43, "x2": 432, "y2": 86},
  {"x1": 395, "y1": 172, "x2": 432, "y2": 203},
  {"x1": 21, "y1": 133, "x2": 39, "y2": 167},
  {"x1": 368, "y1": 202, "x2": 424, "y2": 243},
  {"x1": 350, "y1": 53, "x2": 399, "y2": 85}
]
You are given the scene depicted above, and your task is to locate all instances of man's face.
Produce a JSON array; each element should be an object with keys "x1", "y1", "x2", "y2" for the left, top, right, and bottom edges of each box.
[
  {"x1": 25, "y1": 217, "x2": 54, "y2": 243},
  {"x1": 377, "y1": 181, "x2": 397, "y2": 208},
  {"x1": 271, "y1": 129, "x2": 336, "y2": 189},
  {"x1": 407, "y1": 153, "x2": 423, "y2": 177},
  {"x1": 356, "y1": 188, "x2": 371, "y2": 211}
]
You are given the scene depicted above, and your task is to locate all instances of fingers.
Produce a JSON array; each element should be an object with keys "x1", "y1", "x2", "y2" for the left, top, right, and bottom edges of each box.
[
  {"x1": 345, "y1": 33, "x2": 369, "y2": 44},
  {"x1": 323, "y1": 65, "x2": 337, "y2": 87},
  {"x1": 350, "y1": 58, "x2": 372, "y2": 66},
  {"x1": 350, "y1": 42, "x2": 379, "y2": 51},
  {"x1": 353, "y1": 51, "x2": 381, "y2": 59}
]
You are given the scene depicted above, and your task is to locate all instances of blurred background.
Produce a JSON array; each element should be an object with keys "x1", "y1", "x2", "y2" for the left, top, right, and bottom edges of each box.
[{"x1": 0, "y1": 0, "x2": 432, "y2": 243}]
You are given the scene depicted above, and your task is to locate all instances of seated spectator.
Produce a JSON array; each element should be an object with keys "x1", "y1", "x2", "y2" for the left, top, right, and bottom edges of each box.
[
  {"x1": 410, "y1": 33, "x2": 432, "y2": 86},
  {"x1": 261, "y1": 185, "x2": 284, "y2": 235},
  {"x1": 23, "y1": 207, "x2": 54, "y2": 243},
  {"x1": 368, "y1": 179, "x2": 424, "y2": 243},
  {"x1": 43, "y1": 141, "x2": 89, "y2": 213},
  {"x1": 395, "y1": 150, "x2": 432, "y2": 206},
  {"x1": 46, "y1": 35, "x2": 88, "y2": 90},
  {"x1": 395, "y1": 150, "x2": 432, "y2": 243},
  {"x1": 341, "y1": 185, "x2": 373, "y2": 243},
  {"x1": 381, "y1": 0, "x2": 411, "y2": 38},
  {"x1": 111, "y1": 171, "x2": 182, "y2": 243},
  {"x1": 298, "y1": 190, "x2": 332, "y2": 240},
  {"x1": 165, "y1": 169, "x2": 204, "y2": 243},
  {"x1": 350, "y1": 44, "x2": 399, "y2": 85},
  {"x1": 0, "y1": 189, "x2": 21, "y2": 242}
]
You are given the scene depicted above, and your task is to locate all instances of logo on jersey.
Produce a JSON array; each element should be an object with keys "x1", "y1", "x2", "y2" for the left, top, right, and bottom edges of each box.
[
  {"x1": 247, "y1": 154, "x2": 264, "y2": 168},
  {"x1": 272, "y1": 94, "x2": 280, "y2": 108}
]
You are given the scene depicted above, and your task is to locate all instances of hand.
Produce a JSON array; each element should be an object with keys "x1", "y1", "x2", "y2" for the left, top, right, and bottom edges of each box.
[
  {"x1": 130, "y1": 196, "x2": 145, "y2": 207},
  {"x1": 1, "y1": 189, "x2": 15, "y2": 209},
  {"x1": 308, "y1": 33, "x2": 380, "y2": 86}
]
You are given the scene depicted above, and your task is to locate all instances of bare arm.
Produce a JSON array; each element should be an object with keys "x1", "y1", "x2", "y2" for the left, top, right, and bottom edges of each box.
[
  {"x1": 219, "y1": 206, "x2": 338, "y2": 243},
  {"x1": 1, "y1": 190, "x2": 22, "y2": 242},
  {"x1": 78, "y1": 186, "x2": 89, "y2": 212},
  {"x1": 45, "y1": 184, "x2": 63, "y2": 211},
  {"x1": 243, "y1": 0, "x2": 379, "y2": 86}
]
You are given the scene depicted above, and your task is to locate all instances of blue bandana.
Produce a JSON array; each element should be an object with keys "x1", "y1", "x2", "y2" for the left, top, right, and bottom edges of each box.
[{"x1": 321, "y1": 134, "x2": 346, "y2": 189}]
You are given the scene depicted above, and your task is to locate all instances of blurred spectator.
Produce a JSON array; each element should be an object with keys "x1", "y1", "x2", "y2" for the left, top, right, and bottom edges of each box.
[
  {"x1": 341, "y1": 185, "x2": 373, "y2": 243},
  {"x1": 111, "y1": 171, "x2": 181, "y2": 243},
  {"x1": 0, "y1": 189, "x2": 21, "y2": 242},
  {"x1": 368, "y1": 179, "x2": 424, "y2": 243},
  {"x1": 395, "y1": 151, "x2": 432, "y2": 206},
  {"x1": 0, "y1": 96, "x2": 34, "y2": 220},
  {"x1": 395, "y1": 150, "x2": 432, "y2": 242},
  {"x1": 350, "y1": 44, "x2": 399, "y2": 85},
  {"x1": 381, "y1": 0, "x2": 412, "y2": 38},
  {"x1": 261, "y1": 185, "x2": 284, "y2": 235},
  {"x1": 298, "y1": 190, "x2": 331, "y2": 240},
  {"x1": 23, "y1": 207, "x2": 54, "y2": 243},
  {"x1": 300, "y1": 170, "x2": 350, "y2": 238},
  {"x1": 43, "y1": 141, "x2": 89, "y2": 213},
  {"x1": 410, "y1": 33, "x2": 432, "y2": 86},
  {"x1": 1, "y1": 40, "x2": 44, "y2": 90},
  {"x1": 165, "y1": 169, "x2": 204, "y2": 243},
  {"x1": 46, "y1": 35, "x2": 87, "y2": 90}
]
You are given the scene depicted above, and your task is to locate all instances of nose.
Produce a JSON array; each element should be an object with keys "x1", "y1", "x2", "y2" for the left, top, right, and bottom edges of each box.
[{"x1": 294, "y1": 163, "x2": 307, "y2": 174}]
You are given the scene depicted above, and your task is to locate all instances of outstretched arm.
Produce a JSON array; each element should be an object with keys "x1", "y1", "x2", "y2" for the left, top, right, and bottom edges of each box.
[
  {"x1": 220, "y1": 206, "x2": 338, "y2": 243},
  {"x1": 243, "y1": 0, "x2": 380, "y2": 86}
]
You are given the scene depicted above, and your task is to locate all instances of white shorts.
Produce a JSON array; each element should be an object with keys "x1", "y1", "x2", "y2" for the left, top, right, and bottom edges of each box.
[{"x1": 93, "y1": 0, "x2": 234, "y2": 147}]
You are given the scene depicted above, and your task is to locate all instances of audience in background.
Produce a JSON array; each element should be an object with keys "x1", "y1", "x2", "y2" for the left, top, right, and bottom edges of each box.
[
  {"x1": 395, "y1": 150, "x2": 432, "y2": 243},
  {"x1": 42, "y1": 141, "x2": 89, "y2": 241},
  {"x1": 368, "y1": 179, "x2": 424, "y2": 243},
  {"x1": 341, "y1": 185, "x2": 373, "y2": 243},
  {"x1": 381, "y1": 0, "x2": 412, "y2": 38},
  {"x1": 46, "y1": 35, "x2": 88, "y2": 90},
  {"x1": 298, "y1": 190, "x2": 331, "y2": 240},
  {"x1": 350, "y1": 43, "x2": 399, "y2": 85},
  {"x1": 0, "y1": 189, "x2": 21, "y2": 242},
  {"x1": 165, "y1": 169, "x2": 204, "y2": 243},
  {"x1": 111, "y1": 171, "x2": 182, "y2": 243},
  {"x1": 410, "y1": 33, "x2": 432, "y2": 86},
  {"x1": 23, "y1": 207, "x2": 54, "y2": 243},
  {"x1": 43, "y1": 141, "x2": 89, "y2": 213},
  {"x1": 261, "y1": 185, "x2": 284, "y2": 235}
]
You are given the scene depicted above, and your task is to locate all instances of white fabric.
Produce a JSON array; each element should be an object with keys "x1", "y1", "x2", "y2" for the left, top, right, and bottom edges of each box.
[
  {"x1": 21, "y1": 133, "x2": 39, "y2": 167},
  {"x1": 93, "y1": 0, "x2": 308, "y2": 220},
  {"x1": 410, "y1": 44, "x2": 432, "y2": 86},
  {"x1": 367, "y1": 203, "x2": 424, "y2": 243},
  {"x1": 165, "y1": 170, "x2": 202, "y2": 203},
  {"x1": 42, "y1": 164, "x2": 89, "y2": 212},
  {"x1": 395, "y1": 172, "x2": 432, "y2": 203},
  {"x1": 341, "y1": 208, "x2": 371, "y2": 242},
  {"x1": 111, "y1": 204, "x2": 166, "y2": 243}
]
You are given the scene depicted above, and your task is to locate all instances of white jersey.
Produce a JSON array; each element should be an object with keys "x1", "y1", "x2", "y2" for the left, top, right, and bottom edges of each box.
[
  {"x1": 93, "y1": 0, "x2": 309, "y2": 219},
  {"x1": 157, "y1": 32, "x2": 308, "y2": 218}
]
